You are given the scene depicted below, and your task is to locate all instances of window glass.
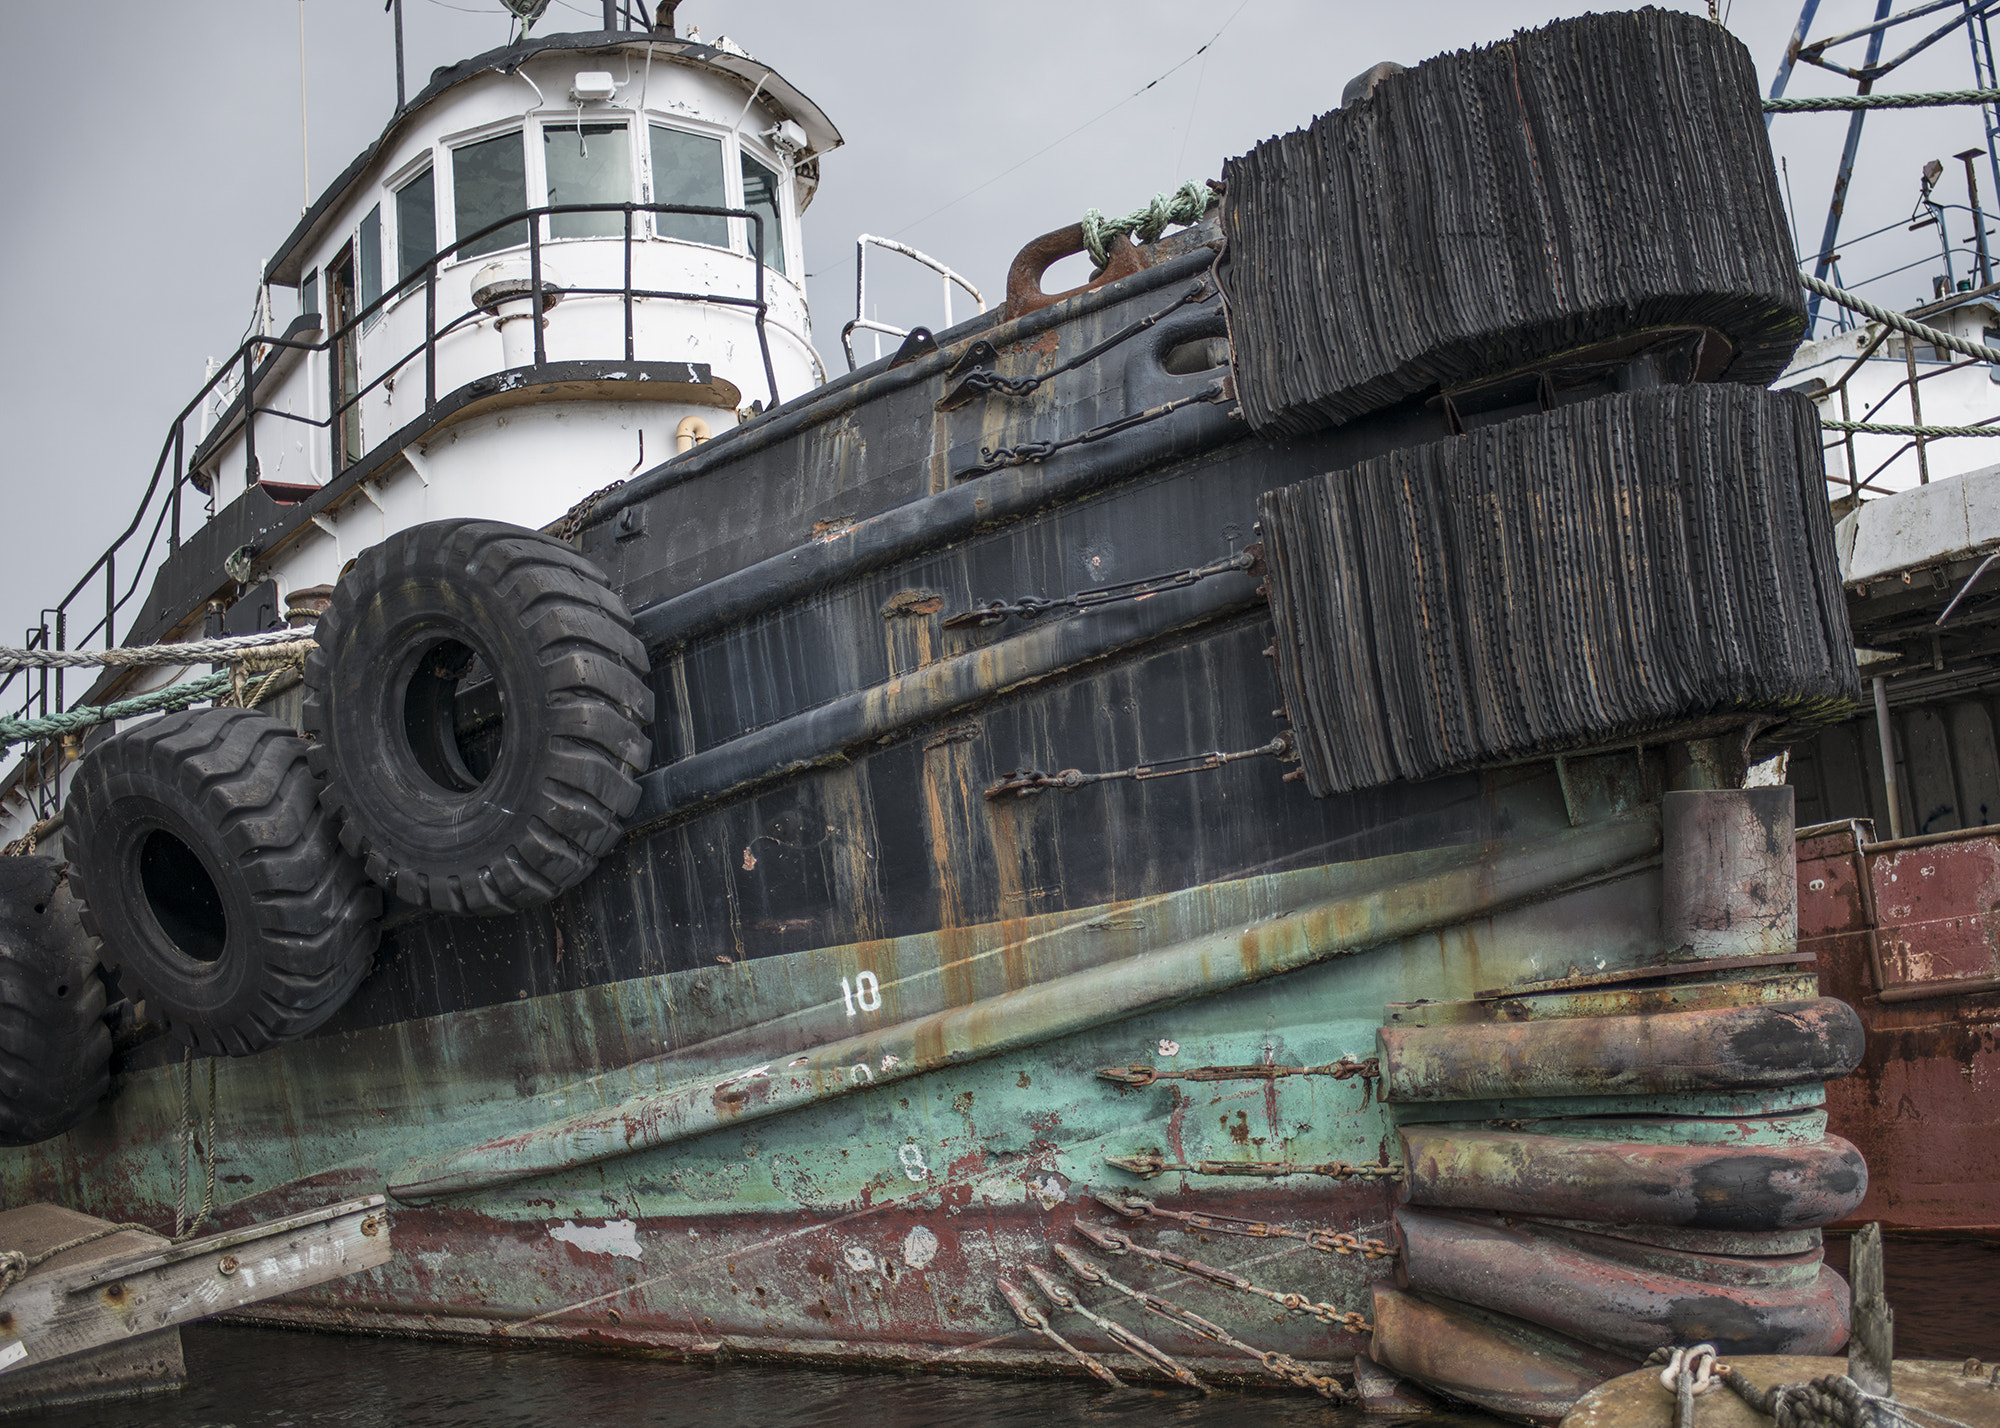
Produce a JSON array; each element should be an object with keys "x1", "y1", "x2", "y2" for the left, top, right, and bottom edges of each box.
[
  {"x1": 739, "y1": 153, "x2": 785, "y2": 274},
  {"x1": 395, "y1": 167, "x2": 436, "y2": 284},
  {"x1": 544, "y1": 123, "x2": 631, "y2": 239},
  {"x1": 300, "y1": 268, "x2": 319, "y2": 319},
  {"x1": 357, "y1": 204, "x2": 383, "y2": 312},
  {"x1": 648, "y1": 125, "x2": 725, "y2": 246},
  {"x1": 453, "y1": 131, "x2": 526, "y2": 258}
]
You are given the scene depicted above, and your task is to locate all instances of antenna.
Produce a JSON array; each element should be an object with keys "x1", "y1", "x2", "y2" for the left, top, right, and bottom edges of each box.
[
  {"x1": 297, "y1": 0, "x2": 310, "y2": 212},
  {"x1": 383, "y1": 0, "x2": 405, "y2": 111}
]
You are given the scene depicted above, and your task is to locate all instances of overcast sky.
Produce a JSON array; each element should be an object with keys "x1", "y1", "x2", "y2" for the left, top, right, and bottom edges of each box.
[{"x1": 1, "y1": 0, "x2": 1992, "y2": 644}]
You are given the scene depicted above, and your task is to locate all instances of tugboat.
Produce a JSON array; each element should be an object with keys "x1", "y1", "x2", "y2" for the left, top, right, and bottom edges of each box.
[{"x1": 0, "y1": 7, "x2": 1874, "y2": 1420}]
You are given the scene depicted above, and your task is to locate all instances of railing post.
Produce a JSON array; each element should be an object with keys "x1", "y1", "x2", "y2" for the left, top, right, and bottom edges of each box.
[
  {"x1": 1906, "y1": 337, "x2": 1931, "y2": 485},
  {"x1": 171, "y1": 423, "x2": 184, "y2": 550},
  {"x1": 105, "y1": 553, "x2": 115, "y2": 651},
  {"x1": 624, "y1": 205, "x2": 635, "y2": 362},
  {"x1": 529, "y1": 224, "x2": 547, "y2": 368},
  {"x1": 242, "y1": 345, "x2": 258, "y2": 490},
  {"x1": 53, "y1": 610, "x2": 65, "y2": 716},
  {"x1": 1840, "y1": 383, "x2": 1859, "y2": 500},
  {"x1": 750, "y1": 213, "x2": 778, "y2": 409},
  {"x1": 426, "y1": 266, "x2": 437, "y2": 412},
  {"x1": 328, "y1": 311, "x2": 343, "y2": 471}
]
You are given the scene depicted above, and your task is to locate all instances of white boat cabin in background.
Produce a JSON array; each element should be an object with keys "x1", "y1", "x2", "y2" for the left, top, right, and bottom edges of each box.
[{"x1": 210, "y1": 21, "x2": 838, "y2": 597}]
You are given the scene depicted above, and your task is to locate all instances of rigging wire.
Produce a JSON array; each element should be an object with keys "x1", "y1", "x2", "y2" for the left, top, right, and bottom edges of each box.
[{"x1": 888, "y1": 0, "x2": 1256, "y2": 240}]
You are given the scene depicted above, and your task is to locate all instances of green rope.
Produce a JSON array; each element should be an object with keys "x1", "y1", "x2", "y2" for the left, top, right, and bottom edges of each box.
[
  {"x1": 0, "y1": 671, "x2": 233, "y2": 751},
  {"x1": 1765, "y1": 90, "x2": 2000, "y2": 112},
  {"x1": 1081, "y1": 181, "x2": 1217, "y2": 269}
]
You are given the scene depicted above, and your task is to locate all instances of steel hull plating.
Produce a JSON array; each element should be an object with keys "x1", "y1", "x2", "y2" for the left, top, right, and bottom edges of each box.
[{"x1": 9, "y1": 802, "x2": 1664, "y2": 1377}]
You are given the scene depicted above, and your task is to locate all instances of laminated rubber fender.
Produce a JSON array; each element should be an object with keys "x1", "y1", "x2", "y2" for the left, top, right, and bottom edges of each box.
[
  {"x1": 303, "y1": 518, "x2": 654, "y2": 915},
  {"x1": 65, "y1": 708, "x2": 380, "y2": 1057},
  {"x1": 0, "y1": 856, "x2": 110, "y2": 1145}
]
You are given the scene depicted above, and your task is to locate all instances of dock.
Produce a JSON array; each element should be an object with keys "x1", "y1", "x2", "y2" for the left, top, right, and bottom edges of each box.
[{"x1": 0, "y1": 1196, "x2": 389, "y2": 1413}]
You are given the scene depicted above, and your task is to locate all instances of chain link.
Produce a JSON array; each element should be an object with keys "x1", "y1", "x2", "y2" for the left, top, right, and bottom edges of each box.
[
  {"x1": 987, "y1": 734, "x2": 1289, "y2": 801},
  {"x1": 1053, "y1": 1244, "x2": 1350, "y2": 1401},
  {"x1": 945, "y1": 548, "x2": 1256, "y2": 630},
  {"x1": 1105, "y1": 1151, "x2": 1405, "y2": 1182},
  {"x1": 1096, "y1": 1055, "x2": 1377, "y2": 1087},
  {"x1": 1090, "y1": 1191, "x2": 1398, "y2": 1260},
  {"x1": 1075, "y1": 1223, "x2": 1373, "y2": 1334}
]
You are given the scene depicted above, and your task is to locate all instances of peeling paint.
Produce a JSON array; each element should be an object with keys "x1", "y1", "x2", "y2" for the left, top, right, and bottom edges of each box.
[
  {"x1": 900, "y1": 1226, "x2": 938, "y2": 1270},
  {"x1": 548, "y1": 1219, "x2": 643, "y2": 1260}
]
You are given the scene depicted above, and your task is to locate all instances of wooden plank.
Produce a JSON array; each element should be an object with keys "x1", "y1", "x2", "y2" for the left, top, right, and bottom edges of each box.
[{"x1": 0, "y1": 1196, "x2": 389, "y2": 1381}]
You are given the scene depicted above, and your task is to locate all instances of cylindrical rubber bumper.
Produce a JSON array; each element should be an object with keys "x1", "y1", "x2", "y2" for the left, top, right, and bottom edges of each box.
[
  {"x1": 1399, "y1": 1128, "x2": 1869, "y2": 1230},
  {"x1": 1378, "y1": 998, "x2": 1865, "y2": 1102},
  {"x1": 1393, "y1": 1208, "x2": 1850, "y2": 1357}
]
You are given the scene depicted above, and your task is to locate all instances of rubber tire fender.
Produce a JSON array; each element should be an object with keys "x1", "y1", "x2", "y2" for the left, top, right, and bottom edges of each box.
[
  {"x1": 65, "y1": 707, "x2": 381, "y2": 1057},
  {"x1": 302, "y1": 518, "x2": 654, "y2": 915},
  {"x1": 0, "y1": 856, "x2": 110, "y2": 1146}
]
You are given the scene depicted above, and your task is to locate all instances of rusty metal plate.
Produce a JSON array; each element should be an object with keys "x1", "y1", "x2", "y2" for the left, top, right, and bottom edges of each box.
[{"x1": 1870, "y1": 838, "x2": 2000, "y2": 999}]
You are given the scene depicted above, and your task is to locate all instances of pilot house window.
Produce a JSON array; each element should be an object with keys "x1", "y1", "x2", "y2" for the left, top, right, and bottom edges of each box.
[
  {"x1": 453, "y1": 131, "x2": 526, "y2": 259},
  {"x1": 740, "y1": 153, "x2": 786, "y2": 275},
  {"x1": 396, "y1": 167, "x2": 436, "y2": 284},
  {"x1": 648, "y1": 125, "x2": 725, "y2": 247},
  {"x1": 544, "y1": 124, "x2": 631, "y2": 239},
  {"x1": 357, "y1": 204, "x2": 383, "y2": 313}
]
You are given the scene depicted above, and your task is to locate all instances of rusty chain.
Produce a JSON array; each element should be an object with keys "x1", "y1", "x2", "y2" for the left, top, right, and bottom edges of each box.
[
  {"x1": 1075, "y1": 1223, "x2": 1374, "y2": 1335},
  {"x1": 945, "y1": 548, "x2": 1257, "y2": 630},
  {"x1": 1096, "y1": 1055, "x2": 1377, "y2": 1088},
  {"x1": 1024, "y1": 1265, "x2": 1210, "y2": 1393},
  {"x1": 986, "y1": 734, "x2": 1289, "y2": 801},
  {"x1": 939, "y1": 278, "x2": 1212, "y2": 408},
  {"x1": 1053, "y1": 1244, "x2": 1350, "y2": 1401},
  {"x1": 1105, "y1": 1151, "x2": 1405, "y2": 1183},
  {"x1": 957, "y1": 383, "x2": 1231, "y2": 478},
  {"x1": 1091, "y1": 1191, "x2": 1398, "y2": 1261},
  {"x1": 996, "y1": 1276, "x2": 1125, "y2": 1388}
]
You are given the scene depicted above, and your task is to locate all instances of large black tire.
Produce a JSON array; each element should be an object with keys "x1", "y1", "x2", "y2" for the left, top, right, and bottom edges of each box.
[
  {"x1": 65, "y1": 707, "x2": 381, "y2": 1057},
  {"x1": 0, "y1": 856, "x2": 110, "y2": 1145},
  {"x1": 302, "y1": 519, "x2": 654, "y2": 915}
]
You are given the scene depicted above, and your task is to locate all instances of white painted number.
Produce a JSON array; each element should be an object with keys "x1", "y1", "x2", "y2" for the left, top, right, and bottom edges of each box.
[
  {"x1": 899, "y1": 1143, "x2": 930, "y2": 1182},
  {"x1": 841, "y1": 970, "x2": 882, "y2": 1016}
]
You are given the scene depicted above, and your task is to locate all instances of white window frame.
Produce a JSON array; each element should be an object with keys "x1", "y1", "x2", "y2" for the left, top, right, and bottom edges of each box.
[
  {"x1": 734, "y1": 137, "x2": 798, "y2": 282},
  {"x1": 640, "y1": 114, "x2": 734, "y2": 252},
  {"x1": 436, "y1": 119, "x2": 531, "y2": 269},
  {"x1": 531, "y1": 112, "x2": 643, "y2": 245},
  {"x1": 382, "y1": 149, "x2": 438, "y2": 311}
]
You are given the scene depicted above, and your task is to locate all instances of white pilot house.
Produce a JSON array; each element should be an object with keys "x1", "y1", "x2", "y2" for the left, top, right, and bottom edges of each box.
[{"x1": 199, "y1": 19, "x2": 834, "y2": 614}]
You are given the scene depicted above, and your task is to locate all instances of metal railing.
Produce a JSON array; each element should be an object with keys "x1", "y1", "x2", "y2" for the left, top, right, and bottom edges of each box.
[
  {"x1": 840, "y1": 234, "x2": 984, "y2": 371},
  {"x1": 1814, "y1": 310, "x2": 2000, "y2": 502},
  {"x1": 2, "y1": 201, "x2": 778, "y2": 769}
]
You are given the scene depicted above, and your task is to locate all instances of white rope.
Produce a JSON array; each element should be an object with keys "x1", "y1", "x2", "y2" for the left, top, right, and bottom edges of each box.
[
  {"x1": 1659, "y1": 1344, "x2": 1720, "y2": 1397},
  {"x1": 1800, "y1": 272, "x2": 2000, "y2": 365},
  {"x1": 0, "y1": 627, "x2": 313, "y2": 672}
]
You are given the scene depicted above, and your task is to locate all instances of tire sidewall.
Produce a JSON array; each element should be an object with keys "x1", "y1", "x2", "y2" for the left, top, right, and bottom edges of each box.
[
  {"x1": 74, "y1": 775, "x2": 273, "y2": 1026},
  {"x1": 322, "y1": 589, "x2": 554, "y2": 862}
]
